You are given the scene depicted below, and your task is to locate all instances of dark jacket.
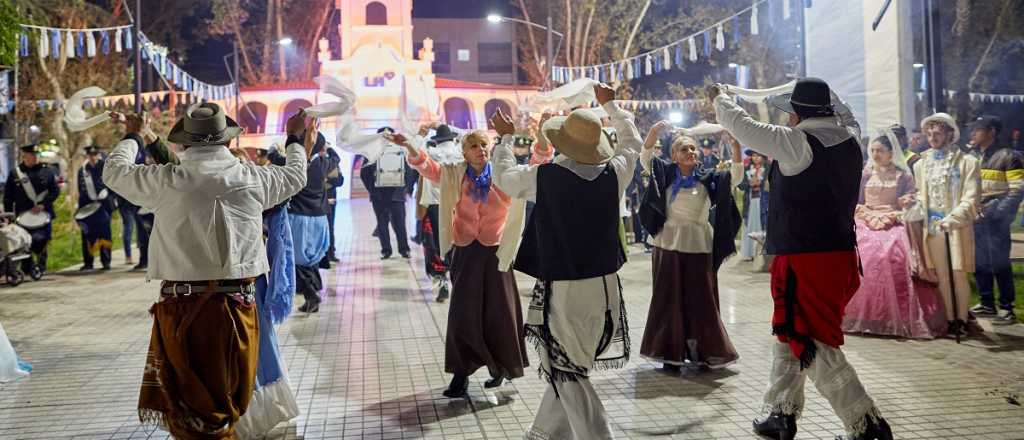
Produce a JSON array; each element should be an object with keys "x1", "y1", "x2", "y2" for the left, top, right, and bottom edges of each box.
[
  {"x1": 638, "y1": 156, "x2": 741, "y2": 272},
  {"x1": 966, "y1": 144, "x2": 1024, "y2": 221},
  {"x1": 288, "y1": 150, "x2": 339, "y2": 216},
  {"x1": 4, "y1": 162, "x2": 60, "y2": 217},
  {"x1": 738, "y1": 163, "x2": 769, "y2": 226},
  {"x1": 77, "y1": 159, "x2": 114, "y2": 212}
]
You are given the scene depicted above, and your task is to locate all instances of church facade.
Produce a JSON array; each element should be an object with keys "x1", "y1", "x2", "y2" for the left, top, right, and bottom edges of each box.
[{"x1": 231, "y1": 0, "x2": 537, "y2": 198}]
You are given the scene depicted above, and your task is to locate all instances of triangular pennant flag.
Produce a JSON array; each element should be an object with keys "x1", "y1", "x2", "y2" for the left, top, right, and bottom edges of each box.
[
  {"x1": 716, "y1": 24, "x2": 726, "y2": 51},
  {"x1": 674, "y1": 44, "x2": 683, "y2": 67},
  {"x1": 703, "y1": 31, "x2": 712, "y2": 57},
  {"x1": 115, "y1": 28, "x2": 123, "y2": 52},
  {"x1": 688, "y1": 37, "x2": 698, "y2": 61},
  {"x1": 645, "y1": 55, "x2": 653, "y2": 76},
  {"x1": 751, "y1": 3, "x2": 760, "y2": 35},
  {"x1": 609, "y1": 63, "x2": 617, "y2": 82},
  {"x1": 664, "y1": 47, "x2": 671, "y2": 70},
  {"x1": 101, "y1": 31, "x2": 110, "y2": 55}
]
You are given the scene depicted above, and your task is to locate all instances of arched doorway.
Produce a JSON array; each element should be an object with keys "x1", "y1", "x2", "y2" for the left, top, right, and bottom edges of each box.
[
  {"x1": 279, "y1": 99, "x2": 313, "y2": 133},
  {"x1": 238, "y1": 102, "x2": 268, "y2": 135},
  {"x1": 484, "y1": 99, "x2": 513, "y2": 129},
  {"x1": 366, "y1": 2, "x2": 387, "y2": 25},
  {"x1": 443, "y1": 98, "x2": 473, "y2": 130}
]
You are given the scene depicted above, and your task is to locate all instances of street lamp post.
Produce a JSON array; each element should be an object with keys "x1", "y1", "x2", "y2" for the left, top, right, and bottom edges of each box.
[
  {"x1": 487, "y1": 14, "x2": 564, "y2": 90},
  {"x1": 133, "y1": 0, "x2": 142, "y2": 114}
]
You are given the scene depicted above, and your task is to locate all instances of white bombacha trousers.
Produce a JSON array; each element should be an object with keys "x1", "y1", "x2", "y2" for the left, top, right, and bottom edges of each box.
[
  {"x1": 925, "y1": 233, "x2": 971, "y2": 321},
  {"x1": 526, "y1": 380, "x2": 614, "y2": 440},
  {"x1": 763, "y1": 341, "x2": 882, "y2": 437}
]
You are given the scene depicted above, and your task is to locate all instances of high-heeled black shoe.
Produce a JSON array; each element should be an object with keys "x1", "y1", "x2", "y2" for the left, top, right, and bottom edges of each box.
[
  {"x1": 753, "y1": 412, "x2": 797, "y2": 440},
  {"x1": 442, "y1": 375, "x2": 468, "y2": 398}
]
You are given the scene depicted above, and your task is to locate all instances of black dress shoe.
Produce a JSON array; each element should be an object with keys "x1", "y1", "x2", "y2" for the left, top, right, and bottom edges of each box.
[
  {"x1": 662, "y1": 363, "x2": 681, "y2": 373},
  {"x1": 400, "y1": 251, "x2": 410, "y2": 259},
  {"x1": 132, "y1": 263, "x2": 147, "y2": 271},
  {"x1": 834, "y1": 415, "x2": 893, "y2": 440},
  {"x1": 101, "y1": 265, "x2": 111, "y2": 271},
  {"x1": 442, "y1": 375, "x2": 469, "y2": 398},
  {"x1": 484, "y1": 376, "x2": 504, "y2": 388},
  {"x1": 79, "y1": 265, "x2": 94, "y2": 271},
  {"x1": 299, "y1": 298, "x2": 321, "y2": 313},
  {"x1": 753, "y1": 413, "x2": 797, "y2": 440},
  {"x1": 380, "y1": 253, "x2": 392, "y2": 260}
]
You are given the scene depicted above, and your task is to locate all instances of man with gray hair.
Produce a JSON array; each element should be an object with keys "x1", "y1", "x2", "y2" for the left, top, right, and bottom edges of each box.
[{"x1": 104, "y1": 104, "x2": 311, "y2": 439}]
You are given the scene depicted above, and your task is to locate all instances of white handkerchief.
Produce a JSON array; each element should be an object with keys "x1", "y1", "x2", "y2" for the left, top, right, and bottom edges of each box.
[
  {"x1": 305, "y1": 76, "x2": 357, "y2": 118},
  {"x1": 63, "y1": 87, "x2": 111, "y2": 132}
]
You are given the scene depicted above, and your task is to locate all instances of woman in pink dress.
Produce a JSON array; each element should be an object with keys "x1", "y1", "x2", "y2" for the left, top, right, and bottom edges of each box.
[{"x1": 843, "y1": 134, "x2": 948, "y2": 339}]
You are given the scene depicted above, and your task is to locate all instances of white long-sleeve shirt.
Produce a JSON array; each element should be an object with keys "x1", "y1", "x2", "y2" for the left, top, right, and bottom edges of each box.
[
  {"x1": 493, "y1": 101, "x2": 642, "y2": 202},
  {"x1": 103, "y1": 138, "x2": 308, "y2": 281},
  {"x1": 713, "y1": 93, "x2": 862, "y2": 176}
]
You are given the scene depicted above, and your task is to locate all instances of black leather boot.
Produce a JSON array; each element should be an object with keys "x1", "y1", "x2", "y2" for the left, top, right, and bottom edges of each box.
[
  {"x1": 442, "y1": 374, "x2": 468, "y2": 398},
  {"x1": 834, "y1": 415, "x2": 893, "y2": 440},
  {"x1": 753, "y1": 412, "x2": 797, "y2": 440}
]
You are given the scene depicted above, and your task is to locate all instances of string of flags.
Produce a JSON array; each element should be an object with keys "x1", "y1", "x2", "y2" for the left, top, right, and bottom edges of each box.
[
  {"x1": 16, "y1": 23, "x2": 235, "y2": 102},
  {"x1": 31, "y1": 90, "x2": 196, "y2": 111},
  {"x1": 915, "y1": 90, "x2": 1024, "y2": 104},
  {"x1": 550, "y1": 0, "x2": 796, "y2": 84}
]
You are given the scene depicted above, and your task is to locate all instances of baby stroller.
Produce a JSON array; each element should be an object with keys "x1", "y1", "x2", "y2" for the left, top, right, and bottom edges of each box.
[{"x1": 0, "y1": 213, "x2": 40, "y2": 286}]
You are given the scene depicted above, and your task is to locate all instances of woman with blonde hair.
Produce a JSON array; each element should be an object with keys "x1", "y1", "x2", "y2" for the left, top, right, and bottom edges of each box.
[{"x1": 387, "y1": 124, "x2": 552, "y2": 398}]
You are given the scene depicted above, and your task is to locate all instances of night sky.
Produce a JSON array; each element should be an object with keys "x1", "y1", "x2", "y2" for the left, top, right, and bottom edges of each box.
[{"x1": 183, "y1": 0, "x2": 513, "y2": 84}]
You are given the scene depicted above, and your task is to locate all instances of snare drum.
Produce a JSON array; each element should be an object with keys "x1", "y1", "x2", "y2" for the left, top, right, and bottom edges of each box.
[
  {"x1": 16, "y1": 210, "x2": 51, "y2": 230},
  {"x1": 74, "y1": 202, "x2": 107, "y2": 235}
]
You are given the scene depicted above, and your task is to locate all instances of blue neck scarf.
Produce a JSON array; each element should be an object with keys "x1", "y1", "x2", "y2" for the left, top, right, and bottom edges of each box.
[
  {"x1": 670, "y1": 165, "x2": 699, "y2": 201},
  {"x1": 466, "y1": 163, "x2": 492, "y2": 203}
]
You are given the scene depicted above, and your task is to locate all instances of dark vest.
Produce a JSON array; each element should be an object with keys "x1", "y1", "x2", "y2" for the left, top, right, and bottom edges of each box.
[
  {"x1": 766, "y1": 133, "x2": 862, "y2": 255},
  {"x1": 515, "y1": 164, "x2": 624, "y2": 281}
]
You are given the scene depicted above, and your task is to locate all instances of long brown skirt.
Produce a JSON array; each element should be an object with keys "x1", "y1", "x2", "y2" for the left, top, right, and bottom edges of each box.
[
  {"x1": 640, "y1": 247, "x2": 739, "y2": 368},
  {"x1": 138, "y1": 288, "x2": 259, "y2": 440},
  {"x1": 446, "y1": 240, "x2": 529, "y2": 379}
]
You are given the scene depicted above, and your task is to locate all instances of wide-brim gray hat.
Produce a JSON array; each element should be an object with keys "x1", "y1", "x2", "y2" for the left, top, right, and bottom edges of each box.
[{"x1": 167, "y1": 102, "x2": 243, "y2": 146}]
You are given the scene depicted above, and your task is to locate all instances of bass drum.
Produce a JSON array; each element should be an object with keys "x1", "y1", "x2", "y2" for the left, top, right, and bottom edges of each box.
[{"x1": 16, "y1": 210, "x2": 51, "y2": 230}]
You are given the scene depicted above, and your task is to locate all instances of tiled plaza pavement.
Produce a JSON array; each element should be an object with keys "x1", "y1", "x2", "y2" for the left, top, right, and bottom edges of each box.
[{"x1": 2, "y1": 198, "x2": 1023, "y2": 440}]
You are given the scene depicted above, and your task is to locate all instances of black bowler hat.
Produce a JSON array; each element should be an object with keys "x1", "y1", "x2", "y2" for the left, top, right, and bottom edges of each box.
[
  {"x1": 377, "y1": 126, "x2": 395, "y2": 134},
  {"x1": 970, "y1": 115, "x2": 1003, "y2": 134},
  {"x1": 768, "y1": 77, "x2": 835, "y2": 118},
  {"x1": 19, "y1": 144, "x2": 40, "y2": 155},
  {"x1": 84, "y1": 145, "x2": 102, "y2": 155},
  {"x1": 431, "y1": 124, "x2": 458, "y2": 143}
]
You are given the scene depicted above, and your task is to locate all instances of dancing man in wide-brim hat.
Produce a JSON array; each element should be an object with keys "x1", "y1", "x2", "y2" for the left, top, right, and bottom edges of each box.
[
  {"x1": 492, "y1": 83, "x2": 635, "y2": 439},
  {"x1": 104, "y1": 103, "x2": 312, "y2": 439},
  {"x1": 713, "y1": 78, "x2": 894, "y2": 440}
]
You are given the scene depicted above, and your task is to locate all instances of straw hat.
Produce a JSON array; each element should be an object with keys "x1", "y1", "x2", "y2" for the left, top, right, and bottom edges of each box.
[{"x1": 542, "y1": 108, "x2": 614, "y2": 165}]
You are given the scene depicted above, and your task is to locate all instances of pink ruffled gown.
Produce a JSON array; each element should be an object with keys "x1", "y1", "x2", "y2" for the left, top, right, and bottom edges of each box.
[{"x1": 842, "y1": 167, "x2": 948, "y2": 339}]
